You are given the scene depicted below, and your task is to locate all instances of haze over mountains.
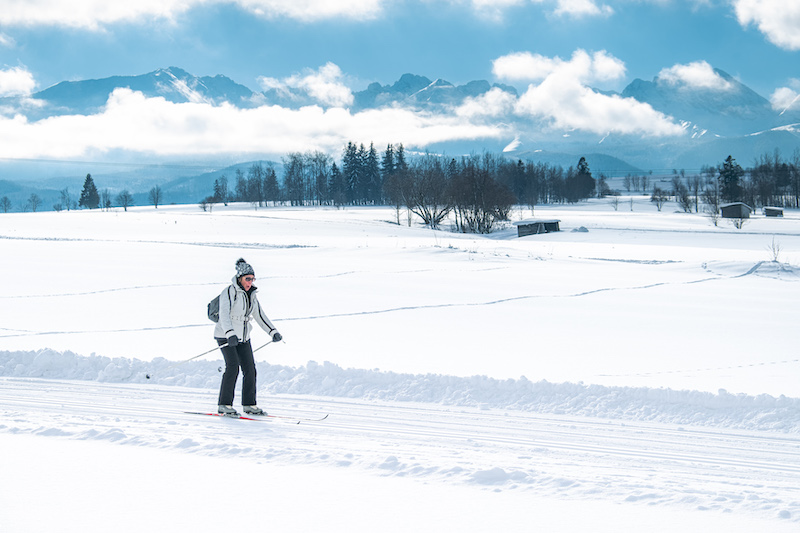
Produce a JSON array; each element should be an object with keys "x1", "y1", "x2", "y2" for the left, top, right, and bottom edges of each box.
[{"x1": 1, "y1": 66, "x2": 799, "y2": 208}]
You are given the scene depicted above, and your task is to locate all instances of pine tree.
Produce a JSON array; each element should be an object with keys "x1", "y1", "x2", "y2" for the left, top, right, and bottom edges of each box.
[
  {"x1": 718, "y1": 155, "x2": 744, "y2": 202},
  {"x1": 381, "y1": 144, "x2": 395, "y2": 181},
  {"x1": 329, "y1": 162, "x2": 346, "y2": 207},
  {"x1": 78, "y1": 174, "x2": 100, "y2": 209},
  {"x1": 365, "y1": 142, "x2": 382, "y2": 204},
  {"x1": 342, "y1": 142, "x2": 360, "y2": 204}
]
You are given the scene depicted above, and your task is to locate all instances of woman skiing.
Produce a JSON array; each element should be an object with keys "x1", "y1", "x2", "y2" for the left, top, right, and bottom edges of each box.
[{"x1": 215, "y1": 258, "x2": 282, "y2": 416}]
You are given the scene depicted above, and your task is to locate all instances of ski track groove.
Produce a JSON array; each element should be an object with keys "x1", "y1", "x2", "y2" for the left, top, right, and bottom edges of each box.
[
  {"x1": 1, "y1": 261, "x2": 781, "y2": 339},
  {"x1": 2, "y1": 378, "x2": 799, "y2": 523}
]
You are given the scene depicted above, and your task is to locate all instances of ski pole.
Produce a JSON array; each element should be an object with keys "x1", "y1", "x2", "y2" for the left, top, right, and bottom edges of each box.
[
  {"x1": 212, "y1": 340, "x2": 275, "y2": 372},
  {"x1": 146, "y1": 342, "x2": 228, "y2": 380},
  {"x1": 252, "y1": 340, "x2": 273, "y2": 354}
]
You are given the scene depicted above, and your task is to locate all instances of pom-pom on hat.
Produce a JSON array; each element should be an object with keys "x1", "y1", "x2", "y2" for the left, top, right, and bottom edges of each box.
[{"x1": 235, "y1": 258, "x2": 255, "y2": 278}]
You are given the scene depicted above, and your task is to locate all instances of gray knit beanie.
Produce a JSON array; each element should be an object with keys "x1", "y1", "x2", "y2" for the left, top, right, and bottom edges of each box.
[{"x1": 235, "y1": 258, "x2": 255, "y2": 278}]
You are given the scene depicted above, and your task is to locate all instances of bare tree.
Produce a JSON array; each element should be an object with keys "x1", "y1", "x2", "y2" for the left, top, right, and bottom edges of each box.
[
  {"x1": 650, "y1": 186, "x2": 668, "y2": 211},
  {"x1": 676, "y1": 183, "x2": 693, "y2": 213},
  {"x1": 100, "y1": 189, "x2": 112, "y2": 211},
  {"x1": 767, "y1": 237, "x2": 782, "y2": 262},
  {"x1": 687, "y1": 175, "x2": 702, "y2": 213},
  {"x1": 730, "y1": 217, "x2": 747, "y2": 230},
  {"x1": 148, "y1": 185, "x2": 162, "y2": 209},
  {"x1": 27, "y1": 193, "x2": 42, "y2": 212},
  {"x1": 0, "y1": 196, "x2": 11, "y2": 213},
  {"x1": 59, "y1": 188, "x2": 72, "y2": 211},
  {"x1": 116, "y1": 190, "x2": 134, "y2": 211},
  {"x1": 200, "y1": 196, "x2": 217, "y2": 212},
  {"x1": 405, "y1": 154, "x2": 452, "y2": 229}
]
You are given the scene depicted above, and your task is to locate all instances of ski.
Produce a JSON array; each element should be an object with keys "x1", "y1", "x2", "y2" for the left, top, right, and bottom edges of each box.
[{"x1": 184, "y1": 411, "x2": 328, "y2": 424}]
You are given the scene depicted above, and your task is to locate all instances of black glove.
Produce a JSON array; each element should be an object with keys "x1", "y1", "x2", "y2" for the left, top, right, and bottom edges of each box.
[
  {"x1": 272, "y1": 332, "x2": 282, "y2": 342},
  {"x1": 226, "y1": 335, "x2": 239, "y2": 347}
]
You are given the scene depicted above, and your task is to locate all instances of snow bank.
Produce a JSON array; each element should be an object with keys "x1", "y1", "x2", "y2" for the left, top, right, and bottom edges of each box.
[{"x1": 2, "y1": 348, "x2": 799, "y2": 433}]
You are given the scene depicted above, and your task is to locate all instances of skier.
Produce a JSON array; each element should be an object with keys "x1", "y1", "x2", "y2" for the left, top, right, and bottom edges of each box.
[{"x1": 215, "y1": 258, "x2": 282, "y2": 416}]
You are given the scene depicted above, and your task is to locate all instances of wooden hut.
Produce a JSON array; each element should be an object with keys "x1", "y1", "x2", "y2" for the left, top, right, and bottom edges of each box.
[
  {"x1": 764, "y1": 206, "x2": 784, "y2": 217},
  {"x1": 515, "y1": 219, "x2": 561, "y2": 237},
  {"x1": 720, "y1": 202, "x2": 752, "y2": 219}
]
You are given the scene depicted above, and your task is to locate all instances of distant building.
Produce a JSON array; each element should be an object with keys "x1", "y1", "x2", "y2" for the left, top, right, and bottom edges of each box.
[
  {"x1": 720, "y1": 202, "x2": 752, "y2": 219},
  {"x1": 764, "y1": 206, "x2": 784, "y2": 217},
  {"x1": 514, "y1": 219, "x2": 561, "y2": 237}
]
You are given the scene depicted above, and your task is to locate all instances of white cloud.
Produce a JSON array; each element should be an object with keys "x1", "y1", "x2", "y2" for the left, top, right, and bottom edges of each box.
[
  {"x1": 0, "y1": 0, "x2": 621, "y2": 28},
  {"x1": 456, "y1": 87, "x2": 518, "y2": 118},
  {"x1": 657, "y1": 61, "x2": 733, "y2": 91},
  {"x1": 552, "y1": 0, "x2": 613, "y2": 18},
  {"x1": 0, "y1": 0, "x2": 185, "y2": 29},
  {"x1": 0, "y1": 0, "x2": 385, "y2": 28},
  {"x1": 770, "y1": 80, "x2": 800, "y2": 114},
  {"x1": 0, "y1": 88, "x2": 505, "y2": 159},
  {"x1": 493, "y1": 49, "x2": 625, "y2": 84},
  {"x1": 442, "y1": 0, "x2": 612, "y2": 21},
  {"x1": 234, "y1": 0, "x2": 385, "y2": 22},
  {"x1": 258, "y1": 63, "x2": 354, "y2": 108},
  {"x1": 0, "y1": 66, "x2": 36, "y2": 97},
  {"x1": 0, "y1": 33, "x2": 16, "y2": 47},
  {"x1": 733, "y1": 0, "x2": 800, "y2": 51},
  {"x1": 493, "y1": 49, "x2": 683, "y2": 137}
]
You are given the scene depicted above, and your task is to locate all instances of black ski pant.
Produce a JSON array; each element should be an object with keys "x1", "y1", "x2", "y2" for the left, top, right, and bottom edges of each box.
[{"x1": 217, "y1": 338, "x2": 257, "y2": 406}]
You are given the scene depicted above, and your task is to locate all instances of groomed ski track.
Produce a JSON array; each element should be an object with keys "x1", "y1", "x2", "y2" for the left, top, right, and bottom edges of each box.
[{"x1": 1, "y1": 377, "x2": 798, "y2": 527}]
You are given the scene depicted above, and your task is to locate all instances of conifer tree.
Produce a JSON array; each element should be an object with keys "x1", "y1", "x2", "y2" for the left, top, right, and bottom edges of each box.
[{"x1": 78, "y1": 174, "x2": 100, "y2": 209}]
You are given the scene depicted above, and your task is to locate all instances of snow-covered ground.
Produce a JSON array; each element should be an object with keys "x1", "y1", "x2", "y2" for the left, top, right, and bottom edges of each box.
[{"x1": 1, "y1": 198, "x2": 799, "y2": 531}]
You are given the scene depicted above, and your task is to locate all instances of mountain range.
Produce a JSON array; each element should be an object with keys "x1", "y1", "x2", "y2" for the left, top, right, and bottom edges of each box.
[{"x1": 1, "y1": 66, "x2": 799, "y2": 209}]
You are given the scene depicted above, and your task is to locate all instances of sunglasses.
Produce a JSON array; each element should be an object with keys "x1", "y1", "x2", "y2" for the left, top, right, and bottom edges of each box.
[{"x1": 243, "y1": 276, "x2": 255, "y2": 282}]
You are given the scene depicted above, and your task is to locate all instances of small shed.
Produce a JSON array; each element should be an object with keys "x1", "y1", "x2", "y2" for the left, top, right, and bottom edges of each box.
[
  {"x1": 515, "y1": 219, "x2": 561, "y2": 237},
  {"x1": 720, "y1": 202, "x2": 752, "y2": 219},
  {"x1": 764, "y1": 206, "x2": 784, "y2": 217}
]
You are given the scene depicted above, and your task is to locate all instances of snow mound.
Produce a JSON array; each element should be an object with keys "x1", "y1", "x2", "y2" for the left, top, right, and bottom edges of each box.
[{"x1": 2, "y1": 348, "x2": 799, "y2": 433}]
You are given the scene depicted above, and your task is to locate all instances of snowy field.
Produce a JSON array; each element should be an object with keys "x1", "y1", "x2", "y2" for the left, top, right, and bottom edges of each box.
[{"x1": 1, "y1": 198, "x2": 799, "y2": 531}]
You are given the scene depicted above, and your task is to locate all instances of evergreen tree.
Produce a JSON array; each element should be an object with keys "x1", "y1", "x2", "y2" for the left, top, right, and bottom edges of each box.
[
  {"x1": 329, "y1": 162, "x2": 346, "y2": 207},
  {"x1": 365, "y1": 142, "x2": 382, "y2": 204},
  {"x1": 78, "y1": 174, "x2": 100, "y2": 209},
  {"x1": 564, "y1": 157, "x2": 595, "y2": 202},
  {"x1": 264, "y1": 167, "x2": 281, "y2": 205},
  {"x1": 718, "y1": 155, "x2": 744, "y2": 202},
  {"x1": 213, "y1": 175, "x2": 229, "y2": 205},
  {"x1": 342, "y1": 142, "x2": 360, "y2": 204},
  {"x1": 395, "y1": 143, "x2": 408, "y2": 174},
  {"x1": 381, "y1": 144, "x2": 395, "y2": 181}
]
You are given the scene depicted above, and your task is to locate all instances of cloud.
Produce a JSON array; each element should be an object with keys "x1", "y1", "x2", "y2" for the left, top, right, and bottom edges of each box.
[
  {"x1": 657, "y1": 61, "x2": 733, "y2": 91},
  {"x1": 769, "y1": 80, "x2": 800, "y2": 114},
  {"x1": 0, "y1": 0, "x2": 621, "y2": 28},
  {"x1": 493, "y1": 50, "x2": 683, "y2": 137},
  {"x1": 493, "y1": 49, "x2": 625, "y2": 84},
  {"x1": 259, "y1": 63, "x2": 354, "y2": 108},
  {"x1": 0, "y1": 33, "x2": 16, "y2": 47},
  {"x1": 552, "y1": 0, "x2": 613, "y2": 18},
  {"x1": 444, "y1": 0, "x2": 612, "y2": 21},
  {"x1": 456, "y1": 87, "x2": 518, "y2": 118},
  {"x1": 733, "y1": 0, "x2": 800, "y2": 51},
  {"x1": 0, "y1": 88, "x2": 506, "y2": 159},
  {"x1": 0, "y1": 66, "x2": 36, "y2": 97},
  {"x1": 0, "y1": 0, "x2": 385, "y2": 29},
  {"x1": 234, "y1": 0, "x2": 385, "y2": 22}
]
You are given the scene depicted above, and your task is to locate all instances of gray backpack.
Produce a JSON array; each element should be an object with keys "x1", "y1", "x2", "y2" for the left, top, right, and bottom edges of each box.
[{"x1": 208, "y1": 287, "x2": 235, "y2": 322}]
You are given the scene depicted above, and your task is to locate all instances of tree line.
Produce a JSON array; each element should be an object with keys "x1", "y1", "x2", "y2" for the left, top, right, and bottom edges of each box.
[
  {"x1": 200, "y1": 143, "x2": 602, "y2": 233},
  {"x1": 5, "y1": 145, "x2": 799, "y2": 233}
]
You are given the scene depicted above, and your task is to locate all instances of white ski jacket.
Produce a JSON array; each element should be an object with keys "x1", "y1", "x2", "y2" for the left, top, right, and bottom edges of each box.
[{"x1": 213, "y1": 276, "x2": 278, "y2": 343}]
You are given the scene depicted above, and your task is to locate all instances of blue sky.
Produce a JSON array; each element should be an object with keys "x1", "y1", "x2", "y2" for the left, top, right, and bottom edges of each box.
[{"x1": 0, "y1": 0, "x2": 798, "y2": 162}]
